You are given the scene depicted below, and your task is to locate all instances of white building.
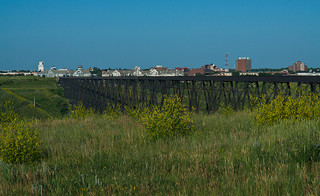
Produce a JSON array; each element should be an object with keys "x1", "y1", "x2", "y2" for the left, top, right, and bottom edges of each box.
[
  {"x1": 132, "y1": 66, "x2": 143, "y2": 76},
  {"x1": 73, "y1": 65, "x2": 84, "y2": 77},
  {"x1": 149, "y1": 68, "x2": 158, "y2": 76},
  {"x1": 38, "y1": 61, "x2": 44, "y2": 72},
  {"x1": 73, "y1": 65, "x2": 92, "y2": 77},
  {"x1": 112, "y1": 70, "x2": 121, "y2": 76}
]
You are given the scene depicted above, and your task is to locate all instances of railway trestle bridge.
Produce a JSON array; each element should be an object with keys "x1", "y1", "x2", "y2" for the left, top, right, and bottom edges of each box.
[{"x1": 59, "y1": 76, "x2": 320, "y2": 113}]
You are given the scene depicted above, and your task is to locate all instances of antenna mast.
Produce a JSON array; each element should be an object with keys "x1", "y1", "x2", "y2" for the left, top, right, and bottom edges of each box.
[{"x1": 225, "y1": 53, "x2": 229, "y2": 70}]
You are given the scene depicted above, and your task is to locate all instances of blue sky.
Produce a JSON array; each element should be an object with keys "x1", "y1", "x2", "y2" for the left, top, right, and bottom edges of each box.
[{"x1": 0, "y1": 0, "x2": 319, "y2": 70}]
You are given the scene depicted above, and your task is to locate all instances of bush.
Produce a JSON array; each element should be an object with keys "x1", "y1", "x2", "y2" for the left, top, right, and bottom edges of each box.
[
  {"x1": 0, "y1": 121, "x2": 43, "y2": 164},
  {"x1": 69, "y1": 102, "x2": 95, "y2": 118},
  {"x1": 251, "y1": 94, "x2": 320, "y2": 126},
  {"x1": 138, "y1": 95, "x2": 194, "y2": 141},
  {"x1": 103, "y1": 103, "x2": 122, "y2": 118},
  {"x1": 218, "y1": 102, "x2": 234, "y2": 115},
  {"x1": 0, "y1": 101, "x2": 19, "y2": 126},
  {"x1": 0, "y1": 101, "x2": 44, "y2": 164}
]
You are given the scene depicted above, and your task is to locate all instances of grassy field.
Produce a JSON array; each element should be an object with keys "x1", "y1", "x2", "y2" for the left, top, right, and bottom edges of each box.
[
  {"x1": 1, "y1": 76, "x2": 320, "y2": 195},
  {"x1": 0, "y1": 76, "x2": 69, "y2": 119},
  {"x1": 1, "y1": 111, "x2": 320, "y2": 195}
]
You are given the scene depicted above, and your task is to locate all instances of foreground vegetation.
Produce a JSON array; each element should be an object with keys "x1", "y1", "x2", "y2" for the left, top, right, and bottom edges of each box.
[
  {"x1": 1, "y1": 111, "x2": 320, "y2": 194},
  {"x1": 1, "y1": 76, "x2": 320, "y2": 194}
]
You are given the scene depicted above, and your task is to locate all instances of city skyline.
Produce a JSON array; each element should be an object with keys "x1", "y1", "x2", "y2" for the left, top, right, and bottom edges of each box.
[{"x1": 1, "y1": 0, "x2": 319, "y2": 70}]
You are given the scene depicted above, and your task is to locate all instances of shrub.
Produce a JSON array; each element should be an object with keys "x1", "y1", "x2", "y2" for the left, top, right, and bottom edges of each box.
[
  {"x1": 251, "y1": 94, "x2": 320, "y2": 126},
  {"x1": 0, "y1": 101, "x2": 19, "y2": 126},
  {"x1": 125, "y1": 103, "x2": 149, "y2": 120},
  {"x1": 70, "y1": 102, "x2": 95, "y2": 118},
  {"x1": 218, "y1": 102, "x2": 234, "y2": 115},
  {"x1": 0, "y1": 121, "x2": 43, "y2": 164},
  {"x1": 103, "y1": 103, "x2": 122, "y2": 118},
  {"x1": 138, "y1": 95, "x2": 194, "y2": 141}
]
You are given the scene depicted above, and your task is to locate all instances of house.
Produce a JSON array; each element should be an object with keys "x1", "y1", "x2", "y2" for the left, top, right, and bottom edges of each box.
[
  {"x1": 175, "y1": 67, "x2": 188, "y2": 76},
  {"x1": 32, "y1": 72, "x2": 38, "y2": 76},
  {"x1": 102, "y1": 70, "x2": 108, "y2": 77},
  {"x1": 47, "y1": 69, "x2": 55, "y2": 78},
  {"x1": 111, "y1": 70, "x2": 121, "y2": 76},
  {"x1": 174, "y1": 69, "x2": 185, "y2": 76},
  {"x1": 119, "y1": 70, "x2": 133, "y2": 76},
  {"x1": 149, "y1": 68, "x2": 158, "y2": 76},
  {"x1": 132, "y1": 66, "x2": 143, "y2": 76},
  {"x1": 73, "y1": 66, "x2": 84, "y2": 77},
  {"x1": 56, "y1": 69, "x2": 73, "y2": 77},
  {"x1": 44, "y1": 68, "x2": 74, "y2": 78},
  {"x1": 161, "y1": 69, "x2": 181, "y2": 76},
  {"x1": 73, "y1": 66, "x2": 92, "y2": 77}
]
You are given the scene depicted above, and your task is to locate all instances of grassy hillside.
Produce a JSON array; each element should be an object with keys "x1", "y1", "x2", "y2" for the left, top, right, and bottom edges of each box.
[
  {"x1": 0, "y1": 76, "x2": 69, "y2": 119},
  {"x1": 1, "y1": 112, "x2": 320, "y2": 195}
]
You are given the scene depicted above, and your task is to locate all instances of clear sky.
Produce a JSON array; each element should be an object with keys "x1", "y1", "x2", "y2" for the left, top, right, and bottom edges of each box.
[{"x1": 0, "y1": 0, "x2": 319, "y2": 70}]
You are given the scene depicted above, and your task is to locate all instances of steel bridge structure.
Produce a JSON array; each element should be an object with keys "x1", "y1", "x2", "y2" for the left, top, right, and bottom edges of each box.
[{"x1": 59, "y1": 76, "x2": 320, "y2": 113}]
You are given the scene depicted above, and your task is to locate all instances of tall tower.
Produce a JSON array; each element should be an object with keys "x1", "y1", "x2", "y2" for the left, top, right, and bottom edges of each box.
[
  {"x1": 225, "y1": 53, "x2": 229, "y2": 70},
  {"x1": 38, "y1": 61, "x2": 44, "y2": 72}
]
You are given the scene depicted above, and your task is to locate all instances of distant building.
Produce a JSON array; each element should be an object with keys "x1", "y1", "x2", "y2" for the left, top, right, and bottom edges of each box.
[
  {"x1": 73, "y1": 65, "x2": 84, "y2": 77},
  {"x1": 153, "y1": 65, "x2": 168, "y2": 71},
  {"x1": 73, "y1": 65, "x2": 92, "y2": 77},
  {"x1": 297, "y1": 72, "x2": 320, "y2": 76},
  {"x1": 157, "y1": 69, "x2": 183, "y2": 76},
  {"x1": 149, "y1": 68, "x2": 158, "y2": 76},
  {"x1": 188, "y1": 68, "x2": 204, "y2": 76},
  {"x1": 111, "y1": 70, "x2": 121, "y2": 77},
  {"x1": 38, "y1": 61, "x2": 44, "y2": 72},
  {"x1": 32, "y1": 72, "x2": 38, "y2": 76},
  {"x1": 103, "y1": 70, "x2": 122, "y2": 77},
  {"x1": 239, "y1": 72, "x2": 259, "y2": 76},
  {"x1": 132, "y1": 66, "x2": 143, "y2": 76},
  {"x1": 101, "y1": 70, "x2": 108, "y2": 77},
  {"x1": 212, "y1": 72, "x2": 232, "y2": 76},
  {"x1": 288, "y1": 61, "x2": 308, "y2": 72},
  {"x1": 175, "y1": 67, "x2": 188, "y2": 71},
  {"x1": 188, "y1": 64, "x2": 227, "y2": 76},
  {"x1": 271, "y1": 70, "x2": 290, "y2": 76},
  {"x1": 36, "y1": 65, "x2": 92, "y2": 78},
  {"x1": 236, "y1": 57, "x2": 251, "y2": 72}
]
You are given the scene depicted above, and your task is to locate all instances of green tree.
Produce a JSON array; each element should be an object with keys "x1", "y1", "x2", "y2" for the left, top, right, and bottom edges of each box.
[{"x1": 90, "y1": 67, "x2": 102, "y2": 77}]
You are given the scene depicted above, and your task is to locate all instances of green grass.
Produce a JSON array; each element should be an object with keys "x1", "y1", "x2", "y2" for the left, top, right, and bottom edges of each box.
[
  {"x1": 1, "y1": 112, "x2": 320, "y2": 195},
  {"x1": 0, "y1": 76, "x2": 69, "y2": 119}
]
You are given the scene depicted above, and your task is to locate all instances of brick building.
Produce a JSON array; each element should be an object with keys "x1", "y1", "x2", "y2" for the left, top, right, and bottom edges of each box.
[
  {"x1": 188, "y1": 64, "x2": 218, "y2": 76},
  {"x1": 236, "y1": 57, "x2": 251, "y2": 72},
  {"x1": 288, "y1": 61, "x2": 308, "y2": 72}
]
